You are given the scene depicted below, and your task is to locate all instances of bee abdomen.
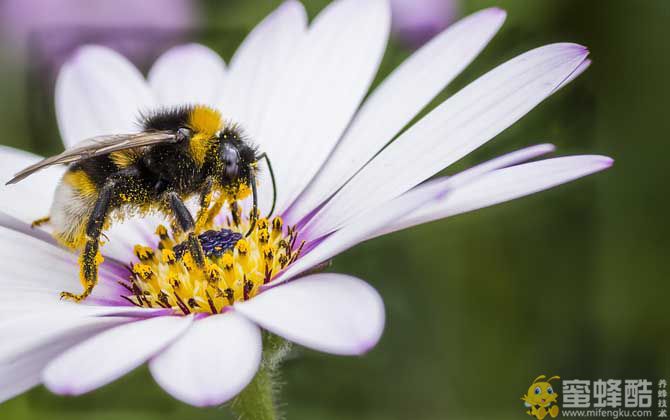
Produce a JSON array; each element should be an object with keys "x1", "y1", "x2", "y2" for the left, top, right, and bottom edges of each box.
[{"x1": 50, "y1": 169, "x2": 98, "y2": 249}]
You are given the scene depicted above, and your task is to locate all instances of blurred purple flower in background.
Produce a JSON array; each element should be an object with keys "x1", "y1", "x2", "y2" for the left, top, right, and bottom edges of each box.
[
  {"x1": 390, "y1": 0, "x2": 460, "y2": 48},
  {"x1": 0, "y1": 0, "x2": 198, "y2": 70}
]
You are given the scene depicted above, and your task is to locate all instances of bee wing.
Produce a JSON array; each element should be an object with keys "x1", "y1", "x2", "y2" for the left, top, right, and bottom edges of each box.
[{"x1": 6, "y1": 131, "x2": 177, "y2": 185}]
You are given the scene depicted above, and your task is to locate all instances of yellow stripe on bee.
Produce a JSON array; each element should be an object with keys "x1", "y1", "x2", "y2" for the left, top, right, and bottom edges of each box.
[
  {"x1": 55, "y1": 170, "x2": 98, "y2": 249},
  {"x1": 188, "y1": 105, "x2": 223, "y2": 166},
  {"x1": 110, "y1": 149, "x2": 142, "y2": 168},
  {"x1": 63, "y1": 170, "x2": 98, "y2": 198}
]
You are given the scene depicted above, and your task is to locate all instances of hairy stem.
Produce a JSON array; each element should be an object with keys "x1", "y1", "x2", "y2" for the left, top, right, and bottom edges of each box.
[{"x1": 230, "y1": 333, "x2": 292, "y2": 420}]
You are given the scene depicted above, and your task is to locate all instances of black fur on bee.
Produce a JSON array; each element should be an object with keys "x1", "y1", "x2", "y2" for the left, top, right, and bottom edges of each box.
[{"x1": 8, "y1": 104, "x2": 277, "y2": 302}]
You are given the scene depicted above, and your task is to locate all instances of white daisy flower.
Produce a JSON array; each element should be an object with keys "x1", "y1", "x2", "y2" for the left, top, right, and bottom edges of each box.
[{"x1": 0, "y1": 0, "x2": 611, "y2": 412}]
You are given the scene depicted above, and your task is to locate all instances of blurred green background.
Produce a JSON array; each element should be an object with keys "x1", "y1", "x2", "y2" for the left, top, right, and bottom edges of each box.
[{"x1": 1, "y1": 0, "x2": 668, "y2": 419}]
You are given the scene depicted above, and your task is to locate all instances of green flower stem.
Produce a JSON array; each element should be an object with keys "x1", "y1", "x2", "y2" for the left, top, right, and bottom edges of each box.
[
  {"x1": 230, "y1": 333, "x2": 291, "y2": 420},
  {"x1": 231, "y1": 361, "x2": 277, "y2": 420}
]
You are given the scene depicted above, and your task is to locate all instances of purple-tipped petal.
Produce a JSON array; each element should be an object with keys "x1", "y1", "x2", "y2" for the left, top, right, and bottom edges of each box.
[
  {"x1": 390, "y1": 0, "x2": 461, "y2": 47},
  {"x1": 378, "y1": 155, "x2": 613, "y2": 236},
  {"x1": 0, "y1": 226, "x2": 131, "y2": 309},
  {"x1": 287, "y1": 7, "x2": 507, "y2": 225},
  {"x1": 0, "y1": 316, "x2": 128, "y2": 403},
  {"x1": 554, "y1": 58, "x2": 591, "y2": 93},
  {"x1": 43, "y1": 315, "x2": 192, "y2": 396},
  {"x1": 237, "y1": 273, "x2": 385, "y2": 356},
  {"x1": 275, "y1": 144, "x2": 557, "y2": 285},
  {"x1": 148, "y1": 44, "x2": 226, "y2": 107},
  {"x1": 149, "y1": 312, "x2": 261, "y2": 407},
  {"x1": 56, "y1": 45, "x2": 156, "y2": 149},
  {"x1": 304, "y1": 43, "x2": 590, "y2": 239}
]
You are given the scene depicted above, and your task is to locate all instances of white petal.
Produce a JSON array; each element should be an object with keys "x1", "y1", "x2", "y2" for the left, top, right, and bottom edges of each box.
[
  {"x1": 0, "y1": 146, "x2": 63, "y2": 225},
  {"x1": 555, "y1": 58, "x2": 591, "y2": 93},
  {"x1": 304, "y1": 43, "x2": 590, "y2": 239},
  {"x1": 0, "y1": 309, "x2": 133, "y2": 363},
  {"x1": 274, "y1": 187, "x2": 439, "y2": 287},
  {"x1": 0, "y1": 226, "x2": 128, "y2": 305},
  {"x1": 223, "y1": 0, "x2": 307, "y2": 134},
  {"x1": 219, "y1": 0, "x2": 307, "y2": 215},
  {"x1": 43, "y1": 315, "x2": 192, "y2": 396},
  {"x1": 149, "y1": 312, "x2": 262, "y2": 407},
  {"x1": 0, "y1": 225, "x2": 165, "y2": 313},
  {"x1": 275, "y1": 144, "x2": 558, "y2": 284},
  {"x1": 100, "y1": 213, "x2": 169, "y2": 264},
  {"x1": 0, "y1": 316, "x2": 128, "y2": 403},
  {"x1": 376, "y1": 155, "x2": 613, "y2": 237},
  {"x1": 0, "y1": 211, "x2": 56, "y2": 246},
  {"x1": 253, "y1": 0, "x2": 391, "y2": 215},
  {"x1": 148, "y1": 44, "x2": 226, "y2": 107},
  {"x1": 236, "y1": 273, "x2": 384, "y2": 355},
  {"x1": 56, "y1": 45, "x2": 156, "y2": 149},
  {"x1": 361, "y1": 143, "x2": 559, "y2": 226},
  {"x1": 285, "y1": 8, "x2": 507, "y2": 224}
]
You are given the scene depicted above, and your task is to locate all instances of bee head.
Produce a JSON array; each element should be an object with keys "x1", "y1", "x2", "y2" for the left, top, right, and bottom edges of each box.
[
  {"x1": 216, "y1": 126, "x2": 257, "y2": 183},
  {"x1": 215, "y1": 127, "x2": 265, "y2": 237}
]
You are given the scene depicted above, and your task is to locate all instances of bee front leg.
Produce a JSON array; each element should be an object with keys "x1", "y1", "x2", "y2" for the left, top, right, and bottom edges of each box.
[
  {"x1": 166, "y1": 191, "x2": 206, "y2": 267},
  {"x1": 195, "y1": 177, "x2": 214, "y2": 233},
  {"x1": 61, "y1": 182, "x2": 115, "y2": 302},
  {"x1": 31, "y1": 216, "x2": 50, "y2": 228}
]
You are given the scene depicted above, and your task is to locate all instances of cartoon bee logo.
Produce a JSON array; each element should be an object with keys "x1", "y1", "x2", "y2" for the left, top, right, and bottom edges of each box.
[{"x1": 521, "y1": 375, "x2": 560, "y2": 420}]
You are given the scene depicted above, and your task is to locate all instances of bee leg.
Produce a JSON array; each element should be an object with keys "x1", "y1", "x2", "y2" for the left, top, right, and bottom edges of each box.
[
  {"x1": 205, "y1": 195, "x2": 227, "y2": 228},
  {"x1": 167, "y1": 191, "x2": 206, "y2": 267},
  {"x1": 31, "y1": 216, "x2": 50, "y2": 228},
  {"x1": 195, "y1": 177, "x2": 214, "y2": 233},
  {"x1": 61, "y1": 182, "x2": 114, "y2": 302}
]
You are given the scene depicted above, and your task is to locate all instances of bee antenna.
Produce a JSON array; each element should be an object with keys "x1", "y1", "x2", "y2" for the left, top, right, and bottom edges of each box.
[
  {"x1": 257, "y1": 152, "x2": 277, "y2": 218},
  {"x1": 245, "y1": 171, "x2": 258, "y2": 237}
]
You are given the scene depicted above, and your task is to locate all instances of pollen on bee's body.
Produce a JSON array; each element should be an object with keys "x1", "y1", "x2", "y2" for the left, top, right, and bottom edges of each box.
[{"x1": 120, "y1": 204, "x2": 305, "y2": 315}]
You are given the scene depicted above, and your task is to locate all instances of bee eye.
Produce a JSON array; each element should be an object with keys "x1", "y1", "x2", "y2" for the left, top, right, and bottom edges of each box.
[
  {"x1": 221, "y1": 144, "x2": 240, "y2": 179},
  {"x1": 176, "y1": 128, "x2": 191, "y2": 142},
  {"x1": 534, "y1": 387, "x2": 541, "y2": 395},
  {"x1": 547, "y1": 387, "x2": 553, "y2": 394}
]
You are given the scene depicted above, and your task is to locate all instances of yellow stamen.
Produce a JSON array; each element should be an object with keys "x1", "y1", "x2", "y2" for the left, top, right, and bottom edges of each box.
[
  {"x1": 122, "y1": 206, "x2": 303, "y2": 315},
  {"x1": 134, "y1": 245, "x2": 155, "y2": 262}
]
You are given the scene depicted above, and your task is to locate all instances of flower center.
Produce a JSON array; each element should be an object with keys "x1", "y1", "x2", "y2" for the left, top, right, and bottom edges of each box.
[{"x1": 121, "y1": 211, "x2": 304, "y2": 315}]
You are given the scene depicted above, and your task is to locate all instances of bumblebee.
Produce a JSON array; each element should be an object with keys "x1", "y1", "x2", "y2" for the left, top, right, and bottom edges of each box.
[{"x1": 7, "y1": 104, "x2": 275, "y2": 302}]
